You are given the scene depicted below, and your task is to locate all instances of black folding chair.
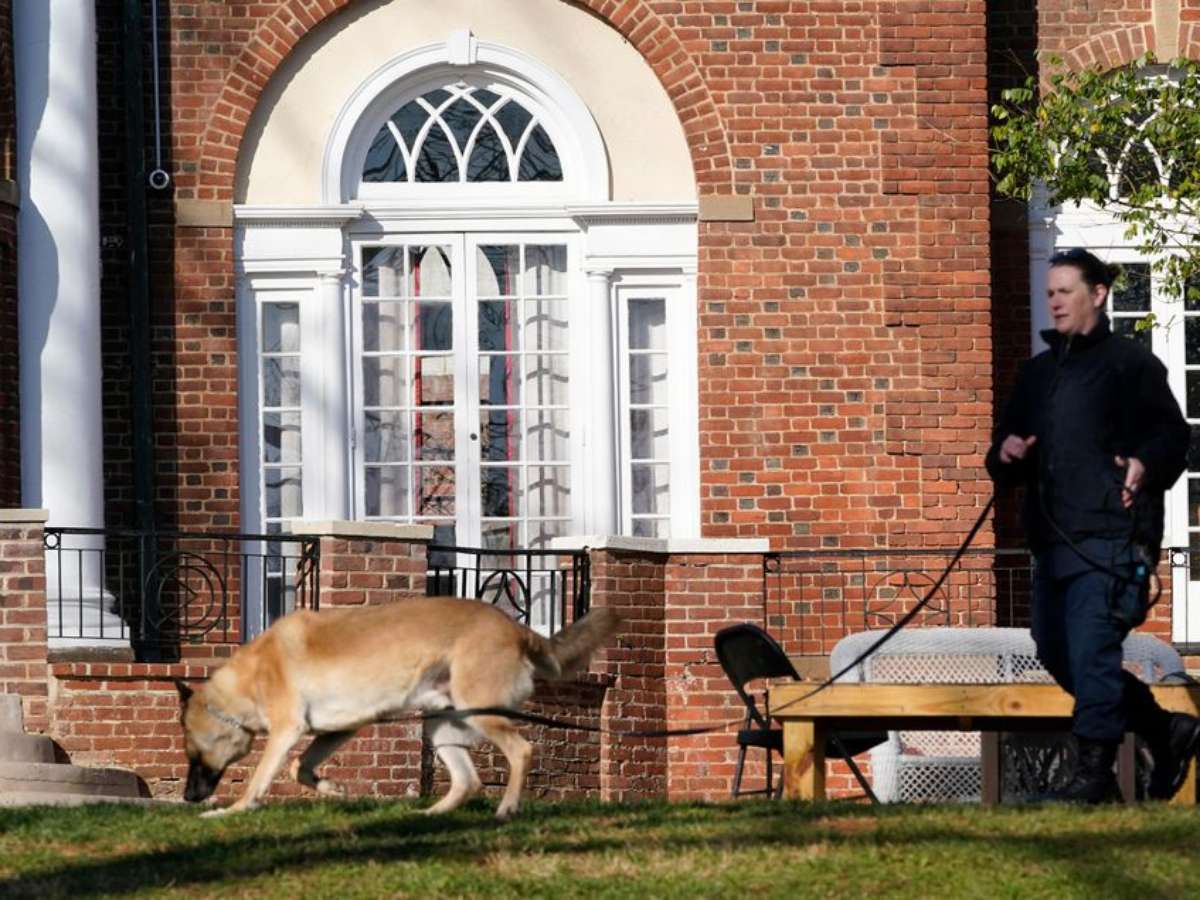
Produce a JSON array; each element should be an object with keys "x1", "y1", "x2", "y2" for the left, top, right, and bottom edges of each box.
[{"x1": 714, "y1": 623, "x2": 884, "y2": 802}]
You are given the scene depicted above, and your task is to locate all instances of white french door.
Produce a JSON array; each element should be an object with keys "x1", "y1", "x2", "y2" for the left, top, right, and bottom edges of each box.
[{"x1": 352, "y1": 234, "x2": 574, "y2": 555}]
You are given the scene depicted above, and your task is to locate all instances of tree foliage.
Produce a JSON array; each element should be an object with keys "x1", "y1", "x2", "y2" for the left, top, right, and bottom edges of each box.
[{"x1": 991, "y1": 55, "x2": 1200, "y2": 306}]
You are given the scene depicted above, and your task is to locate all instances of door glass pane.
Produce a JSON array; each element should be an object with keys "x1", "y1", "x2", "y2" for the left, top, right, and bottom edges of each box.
[
  {"x1": 1113, "y1": 316, "x2": 1152, "y2": 350},
  {"x1": 265, "y1": 467, "x2": 303, "y2": 519},
  {"x1": 263, "y1": 304, "x2": 300, "y2": 352},
  {"x1": 523, "y1": 246, "x2": 567, "y2": 296},
  {"x1": 1188, "y1": 318, "x2": 1200, "y2": 365},
  {"x1": 527, "y1": 466, "x2": 570, "y2": 517},
  {"x1": 410, "y1": 246, "x2": 453, "y2": 296},
  {"x1": 523, "y1": 355, "x2": 569, "y2": 406},
  {"x1": 415, "y1": 356, "x2": 454, "y2": 406},
  {"x1": 414, "y1": 411, "x2": 454, "y2": 460},
  {"x1": 365, "y1": 467, "x2": 408, "y2": 517},
  {"x1": 416, "y1": 465, "x2": 456, "y2": 516},
  {"x1": 263, "y1": 357, "x2": 301, "y2": 407},
  {"x1": 362, "y1": 248, "x2": 406, "y2": 298},
  {"x1": 478, "y1": 301, "x2": 517, "y2": 352},
  {"x1": 363, "y1": 301, "x2": 405, "y2": 352},
  {"x1": 480, "y1": 410, "x2": 521, "y2": 461},
  {"x1": 1111, "y1": 264, "x2": 1151, "y2": 311},
  {"x1": 263, "y1": 412, "x2": 302, "y2": 464},
  {"x1": 525, "y1": 410, "x2": 569, "y2": 461},
  {"x1": 363, "y1": 357, "x2": 407, "y2": 407},
  {"x1": 477, "y1": 245, "x2": 520, "y2": 297},
  {"x1": 481, "y1": 468, "x2": 519, "y2": 517},
  {"x1": 524, "y1": 298, "x2": 568, "y2": 351},
  {"x1": 364, "y1": 411, "x2": 408, "y2": 463},
  {"x1": 415, "y1": 301, "x2": 453, "y2": 351}
]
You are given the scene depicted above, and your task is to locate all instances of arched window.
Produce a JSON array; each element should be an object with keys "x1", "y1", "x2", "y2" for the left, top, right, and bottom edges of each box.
[{"x1": 362, "y1": 84, "x2": 563, "y2": 184}]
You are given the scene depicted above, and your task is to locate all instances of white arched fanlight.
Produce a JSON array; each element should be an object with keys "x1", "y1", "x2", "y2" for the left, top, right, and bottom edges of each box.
[{"x1": 322, "y1": 31, "x2": 610, "y2": 204}]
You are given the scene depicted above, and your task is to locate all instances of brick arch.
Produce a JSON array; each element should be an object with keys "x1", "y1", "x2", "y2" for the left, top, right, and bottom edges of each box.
[
  {"x1": 1060, "y1": 25, "x2": 1154, "y2": 73},
  {"x1": 195, "y1": 0, "x2": 731, "y2": 202}
]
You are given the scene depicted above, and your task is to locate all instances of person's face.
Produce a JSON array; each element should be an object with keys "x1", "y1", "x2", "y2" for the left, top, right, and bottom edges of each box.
[{"x1": 1047, "y1": 264, "x2": 1107, "y2": 337}]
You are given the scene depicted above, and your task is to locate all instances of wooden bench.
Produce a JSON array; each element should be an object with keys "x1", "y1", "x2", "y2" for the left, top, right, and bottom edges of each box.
[{"x1": 770, "y1": 683, "x2": 1200, "y2": 805}]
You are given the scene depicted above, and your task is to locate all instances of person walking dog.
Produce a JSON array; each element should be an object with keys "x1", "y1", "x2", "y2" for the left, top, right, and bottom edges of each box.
[{"x1": 987, "y1": 247, "x2": 1200, "y2": 803}]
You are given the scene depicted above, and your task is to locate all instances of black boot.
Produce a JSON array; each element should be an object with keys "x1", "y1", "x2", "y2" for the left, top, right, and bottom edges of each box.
[
  {"x1": 1146, "y1": 713, "x2": 1200, "y2": 801},
  {"x1": 1039, "y1": 738, "x2": 1121, "y2": 804}
]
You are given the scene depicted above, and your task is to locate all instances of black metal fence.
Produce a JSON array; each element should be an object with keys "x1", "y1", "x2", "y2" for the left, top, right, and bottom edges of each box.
[
  {"x1": 426, "y1": 543, "x2": 591, "y2": 634},
  {"x1": 43, "y1": 528, "x2": 319, "y2": 658}
]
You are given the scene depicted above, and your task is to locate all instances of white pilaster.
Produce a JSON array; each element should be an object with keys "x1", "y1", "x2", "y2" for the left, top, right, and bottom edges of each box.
[
  {"x1": 14, "y1": 2, "x2": 120, "y2": 645},
  {"x1": 314, "y1": 269, "x2": 352, "y2": 520},
  {"x1": 1028, "y1": 185, "x2": 1055, "y2": 354},
  {"x1": 585, "y1": 267, "x2": 619, "y2": 534}
]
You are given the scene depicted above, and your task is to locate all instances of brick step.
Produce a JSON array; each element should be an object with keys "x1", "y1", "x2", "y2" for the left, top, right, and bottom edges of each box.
[
  {"x1": 0, "y1": 695, "x2": 22, "y2": 733},
  {"x1": 0, "y1": 761, "x2": 145, "y2": 798},
  {"x1": 0, "y1": 733, "x2": 58, "y2": 764}
]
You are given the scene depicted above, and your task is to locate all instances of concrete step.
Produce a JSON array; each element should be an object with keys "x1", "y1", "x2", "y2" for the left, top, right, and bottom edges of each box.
[
  {"x1": 0, "y1": 695, "x2": 22, "y2": 733},
  {"x1": 0, "y1": 792, "x2": 178, "y2": 808},
  {"x1": 0, "y1": 733, "x2": 58, "y2": 764},
  {"x1": 0, "y1": 761, "x2": 145, "y2": 798}
]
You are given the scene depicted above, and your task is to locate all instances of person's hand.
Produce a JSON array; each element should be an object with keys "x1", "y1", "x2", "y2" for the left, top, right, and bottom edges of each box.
[
  {"x1": 999, "y1": 434, "x2": 1037, "y2": 464},
  {"x1": 1114, "y1": 455, "x2": 1145, "y2": 509}
]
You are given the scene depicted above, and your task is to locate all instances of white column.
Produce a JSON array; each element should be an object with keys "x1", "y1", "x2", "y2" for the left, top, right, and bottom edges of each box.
[
  {"x1": 585, "y1": 268, "x2": 619, "y2": 534},
  {"x1": 313, "y1": 269, "x2": 352, "y2": 520},
  {"x1": 15, "y1": 1, "x2": 120, "y2": 645}
]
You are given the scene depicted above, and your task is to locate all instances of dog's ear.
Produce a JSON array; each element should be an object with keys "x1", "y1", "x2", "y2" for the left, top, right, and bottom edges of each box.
[{"x1": 174, "y1": 678, "x2": 193, "y2": 704}]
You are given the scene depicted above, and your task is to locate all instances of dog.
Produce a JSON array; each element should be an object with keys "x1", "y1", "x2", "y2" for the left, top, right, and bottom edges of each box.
[{"x1": 174, "y1": 597, "x2": 620, "y2": 819}]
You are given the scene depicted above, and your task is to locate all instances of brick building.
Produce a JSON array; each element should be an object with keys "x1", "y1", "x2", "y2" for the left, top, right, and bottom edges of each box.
[{"x1": 0, "y1": 0, "x2": 1198, "y2": 805}]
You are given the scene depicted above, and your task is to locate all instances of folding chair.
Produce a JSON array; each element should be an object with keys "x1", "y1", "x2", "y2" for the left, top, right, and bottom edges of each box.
[{"x1": 714, "y1": 623, "x2": 884, "y2": 801}]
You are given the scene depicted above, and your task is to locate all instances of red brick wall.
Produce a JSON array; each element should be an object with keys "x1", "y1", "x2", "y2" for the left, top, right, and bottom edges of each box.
[{"x1": 0, "y1": 516, "x2": 49, "y2": 734}]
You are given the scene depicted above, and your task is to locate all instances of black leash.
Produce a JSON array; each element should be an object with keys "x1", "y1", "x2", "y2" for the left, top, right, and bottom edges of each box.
[{"x1": 426, "y1": 494, "x2": 997, "y2": 737}]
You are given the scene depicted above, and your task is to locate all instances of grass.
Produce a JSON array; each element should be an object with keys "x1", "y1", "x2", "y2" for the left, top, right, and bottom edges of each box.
[{"x1": 1, "y1": 797, "x2": 1199, "y2": 898}]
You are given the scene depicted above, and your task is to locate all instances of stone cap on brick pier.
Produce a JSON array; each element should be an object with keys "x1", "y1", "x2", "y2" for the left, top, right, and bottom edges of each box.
[
  {"x1": 550, "y1": 535, "x2": 770, "y2": 554},
  {"x1": 285, "y1": 521, "x2": 434, "y2": 541}
]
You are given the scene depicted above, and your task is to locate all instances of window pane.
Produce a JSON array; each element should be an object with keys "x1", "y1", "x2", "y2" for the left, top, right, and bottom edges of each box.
[
  {"x1": 527, "y1": 466, "x2": 570, "y2": 516},
  {"x1": 365, "y1": 466, "x2": 408, "y2": 518},
  {"x1": 494, "y1": 100, "x2": 533, "y2": 149},
  {"x1": 479, "y1": 301, "x2": 517, "y2": 353},
  {"x1": 263, "y1": 303, "x2": 300, "y2": 353},
  {"x1": 518, "y1": 124, "x2": 563, "y2": 181},
  {"x1": 630, "y1": 408, "x2": 670, "y2": 460},
  {"x1": 1113, "y1": 315, "x2": 1152, "y2": 351},
  {"x1": 363, "y1": 127, "x2": 405, "y2": 182},
  {"x1": 477, "y1": 246, "x2": 519, "y2": 297},
  {"x1": 364, "y1": 411, "x2": 408, "y2": 463},
  {"x1": 442, "y1": 98, "x2": 482, "y2": 152},
  {"x1": 630, "y1": 354, "x2": 669, "y2": 405},
  {"x1": 1111, "y1": 264, "x2": 1151, "y2": 312},
  {"x1": 263, "y1": 412, "x2": 301, "y2": 464},
  {"x1": 265, "y1": 467, "x2": 303, "y2": 519},
  {"x1": 416, "y1": 465, "x2": 456, "y2": 516},
  {"x1": 527, "y1": 518, "x2": 567, "y2": 549},
  {"x1": 409, "y1": 246, "x2": 452, "y2": 298},
  {"x1": 632, "y1": 518, "x2": 668, "y2": 538},
  {"x1": 526, "y1": 409, "x2": 569, "y2": 462},
  {"x1": 414, "y1": 301, "x2": 452, "y2": 351},
  {"x1": 466, "y1": 122, "x2": 509, "y2": 182},
  {"x1": 1188, "y1": 317, "x2": 1200, "y2": 365},
  {"x1": 479, "y1": 355, "x2": 519, "y2": 407},
  {"x1": 362, "y1": 302, "x2": 405, "y2": 353},
  {"x1": 393, "y1": 99, "x2": 426, "y2": 150},
  {"x1": 523, "y1": 246, "x2": 567, "y2": 296},
  {"x1": 524, "y1": 355, "x2": 569, "y2": 406},
  {"x1": 1188, "y1": 371, "x2": 1200, "y2": 420},
  {"x1": 414, "y1": 121, "x2": 458, "y2": 182},
  {"x1": 1190, "y1": 477, "x2": 1200, "y2": 528},
  {"x1": 362, "y1": 247, "x2": 406, "y2": 298},
  {"x1": 481, "y1": 467, "x2": 519, "y2": 517},
  {"x1": 363, "y1": 356, "x2": 407, "y2": 408},
  {"x1": 480, "y1": 410, "x2": 521, "y2": 462},
  {"x1": 263, "y1": 357, "x2": 301, "y2": 408},
  {"x1": 629, "y1": 299, "x2": 666, "y2": 350},
  {"x1": 414, "y1": 411, "x2": 454, "y2": 460},
  {"x1": 1187, "y1": 276, "x2": 1200, "y2": 313},
  {"x1": 524, "y1": 298, "x2": 568, "y2": 352},
  {"x1": 1190, "y1": 425, "x2": 1200, "y2": 471},
  {"x1": 414, "y1": 356, "x2": 453, "y2": 406},
  {"x1": 632, "y1": 464, "x2": 671, "y2": 515}
]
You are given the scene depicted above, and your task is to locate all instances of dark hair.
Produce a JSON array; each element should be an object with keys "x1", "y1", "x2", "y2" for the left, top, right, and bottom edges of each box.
[{"x1": 1048, "y1": 247, "x2": 1120, "y2": 290}]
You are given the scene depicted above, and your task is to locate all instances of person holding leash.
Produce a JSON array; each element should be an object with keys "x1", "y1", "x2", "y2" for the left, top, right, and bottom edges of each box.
[{"x1": 987, "y1": 247, "x2": 1200, "y2": 803}]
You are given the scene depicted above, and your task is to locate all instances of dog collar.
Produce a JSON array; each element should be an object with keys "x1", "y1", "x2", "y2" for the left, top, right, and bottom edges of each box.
[{"x1": 205, "y1": 702, "x2": 248, "y2": 731}]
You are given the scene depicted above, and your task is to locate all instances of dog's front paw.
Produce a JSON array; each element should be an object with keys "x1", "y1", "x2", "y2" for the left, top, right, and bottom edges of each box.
[
  {"x1": 199, "y1": 806, "x2": 234, "y2": 819},
  {"x1": 316, "y1": 779, "x2": 345, "y2": 797}
]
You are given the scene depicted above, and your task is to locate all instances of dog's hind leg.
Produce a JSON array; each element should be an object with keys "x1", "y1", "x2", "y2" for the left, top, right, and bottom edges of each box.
[
  {"x1": 423, "y1": 720, "x2": 482, "y2": 815},
  {"x1": 467, "y1": 715, "x2": 532, "y2": 821},
  {"x1": 290, "y1": 730, "x2": 357, "y2": 796}
]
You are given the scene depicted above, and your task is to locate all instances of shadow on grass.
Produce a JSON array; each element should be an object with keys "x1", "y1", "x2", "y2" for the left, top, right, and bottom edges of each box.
[{"x1": 0, "y1": 799, "x2": 1197, "y2": 898}]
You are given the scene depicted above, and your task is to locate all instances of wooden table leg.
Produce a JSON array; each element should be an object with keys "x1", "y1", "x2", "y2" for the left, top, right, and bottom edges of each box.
[
  {"x1": 783, "y1": 719, "x2": 825, "y2": 801},
  {"x1": 1118, "y1": 734, "x2": 1138, "y2": 803},
  {"x1": 980, "y1": 732, "x2": 1001, "y2": 806}
]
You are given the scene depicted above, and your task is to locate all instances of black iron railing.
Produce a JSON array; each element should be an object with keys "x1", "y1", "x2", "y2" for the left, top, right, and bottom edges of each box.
[
  {"x1": 426, "y1": 544, "x2": 590, "y2": 634},
  {"x1": 43, "y1": 528, "x2": 319, "y2": 658}
]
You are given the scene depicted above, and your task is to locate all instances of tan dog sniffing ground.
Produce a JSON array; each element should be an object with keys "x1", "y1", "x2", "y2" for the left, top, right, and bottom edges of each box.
[{"x1": 174, "y1": 597, "x2": 620, "y2": 819}]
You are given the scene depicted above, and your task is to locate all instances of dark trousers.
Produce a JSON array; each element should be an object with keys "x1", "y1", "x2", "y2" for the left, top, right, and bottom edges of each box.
[{"x1": 1031, "y1": 557, "x2": 1170, "y2": 744}]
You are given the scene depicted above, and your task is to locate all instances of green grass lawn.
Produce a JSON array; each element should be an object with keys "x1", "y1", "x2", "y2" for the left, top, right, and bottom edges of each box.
[{"x1": 2, "y1": 797, "x2": 1199, "y2": 898}]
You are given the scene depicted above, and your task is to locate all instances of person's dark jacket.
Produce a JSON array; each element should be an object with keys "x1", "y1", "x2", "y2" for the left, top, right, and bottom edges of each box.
[{"x1": 985, "y1": 315, "x2": 1189, "y2": 555}]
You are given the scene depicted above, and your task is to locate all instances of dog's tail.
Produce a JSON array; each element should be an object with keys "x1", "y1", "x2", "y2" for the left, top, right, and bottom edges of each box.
[{"x1": 527, "y1": 607, "x2": 621, "y2": 680}]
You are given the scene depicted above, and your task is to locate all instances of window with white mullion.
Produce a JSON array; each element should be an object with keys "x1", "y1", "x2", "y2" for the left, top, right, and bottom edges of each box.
[
  {"x1": 625, "y1": 297, "x2": 670, "y2": 538},
  {"x1": 259, "y1": 300, "x2": 303, "y2": 532}
]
